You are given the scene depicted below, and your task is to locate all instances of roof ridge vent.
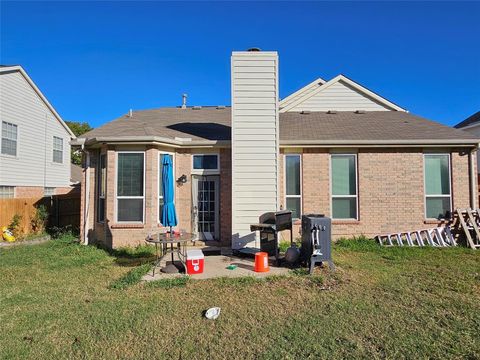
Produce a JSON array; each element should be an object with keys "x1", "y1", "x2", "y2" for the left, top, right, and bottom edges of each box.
[
  {"x1": 192, "y1": 106, "x2": 202, "y2": 110},
  {"x1": 300, "y1": 110, "x2": 310, "y2": 115},
  {"x1": 327, "y1": 110, "x2": 337, "y2": 114},
  {"x1": 355, "y1": 110, "x2": 366, "y2": 114}
]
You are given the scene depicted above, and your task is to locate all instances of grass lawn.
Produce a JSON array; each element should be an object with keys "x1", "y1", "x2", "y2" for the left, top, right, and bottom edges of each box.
[{"x1": 1, "y1": 236, "x2": 479, "y2": 359}]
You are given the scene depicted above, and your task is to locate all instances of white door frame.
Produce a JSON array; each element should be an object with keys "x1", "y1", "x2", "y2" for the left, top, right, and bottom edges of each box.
[{"x1": 192, "y1": 175, "x2": 220, "y2": 241}]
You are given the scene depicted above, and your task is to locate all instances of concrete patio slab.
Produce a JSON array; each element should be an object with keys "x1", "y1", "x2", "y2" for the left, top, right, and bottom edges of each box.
[{"x1": 142, "y1": 253, "x2": 290, "y2": 281}]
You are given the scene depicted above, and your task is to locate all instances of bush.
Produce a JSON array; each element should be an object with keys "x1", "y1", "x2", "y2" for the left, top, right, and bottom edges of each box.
[
  {"x1": 31, "y1": 205, "x2": 49, "y2": 234},
  {"x1": 8, "y1": 214, "x2": 23, "y2": 238}
]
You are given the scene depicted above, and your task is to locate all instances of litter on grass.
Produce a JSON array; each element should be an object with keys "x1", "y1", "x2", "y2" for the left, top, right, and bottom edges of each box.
[{"x1": 205, "y1": 307, "x2": 221, "y2": 320}]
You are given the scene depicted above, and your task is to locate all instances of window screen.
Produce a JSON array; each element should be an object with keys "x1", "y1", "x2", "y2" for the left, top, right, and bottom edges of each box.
[
  {"x1": 285, "y1": 155, "x2": 301, "y2": 219},
  {"x1": 117, "y1": 153, "x2": 144, "y2": 222},
  {"x1": 1, "y1": 121, "x2": 18, "y2": 156},
  {"x1": 193, "y1": 155, "x2": 218, "y2": 170},
  {"x1": 424, "y1": 154, "x2": 451, "y2": 219},
  {"x1": 331, "y1": 155, "x2": 357, "y2": 219},
  {"x1": 53, "y1": 136, "x2": 63, "y2": 163}
]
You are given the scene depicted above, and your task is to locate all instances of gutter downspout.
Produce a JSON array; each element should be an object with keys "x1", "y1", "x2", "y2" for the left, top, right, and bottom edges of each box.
[
  {"x1": 469, "y1": 148, "x2": 477, "y2": 209},
  {"x1": 81, "y1": 144, "x2": 90, "y2": 245}
]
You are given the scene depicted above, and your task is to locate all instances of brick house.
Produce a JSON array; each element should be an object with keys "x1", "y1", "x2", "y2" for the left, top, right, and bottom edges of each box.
[{"x1": 74, "y1": 50, "x2": 479, "y2": 249}]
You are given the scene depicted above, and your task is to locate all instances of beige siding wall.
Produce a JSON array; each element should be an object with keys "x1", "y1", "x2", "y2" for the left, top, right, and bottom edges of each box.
[
  {"x1": 0, "y1": 70, "x2": 71, "y2": 188},
  {"x1": 231, "y1": 51, "x2": 279, "y2": 248},
  {"x1": 286, "y1": 80, "x2": 391, "y2": 112}
]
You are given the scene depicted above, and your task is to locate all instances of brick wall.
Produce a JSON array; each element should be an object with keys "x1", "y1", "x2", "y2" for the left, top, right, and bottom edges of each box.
[
  {"x1": 278, "y1": 148, "x2": 474, "y2": 240},
  {"x1": 80, "y1": 145, "x2": 474, "y2": 248}
]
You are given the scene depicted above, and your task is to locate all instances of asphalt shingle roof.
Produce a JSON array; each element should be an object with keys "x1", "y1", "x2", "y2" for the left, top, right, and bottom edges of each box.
[
  {"x1": 454, "y1": 111, "x2": 480, "y2": 129},
  {"x1": 80, "y1": 107, "x2": 479, "y2": 144}
]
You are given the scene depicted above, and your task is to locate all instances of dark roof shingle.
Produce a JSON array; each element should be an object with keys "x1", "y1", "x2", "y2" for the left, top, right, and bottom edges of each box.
[
  {"x1": 80, "y1": 107, "x2": 479, "y2": 144},
  {"x1": 454, "y1": 111, "x2": 480, "y2": 129}
]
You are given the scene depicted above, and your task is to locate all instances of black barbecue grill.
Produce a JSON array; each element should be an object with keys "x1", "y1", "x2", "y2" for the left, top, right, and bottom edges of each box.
[{"x1": 250, "y1": 210, "x2": 293, "y2": 264}]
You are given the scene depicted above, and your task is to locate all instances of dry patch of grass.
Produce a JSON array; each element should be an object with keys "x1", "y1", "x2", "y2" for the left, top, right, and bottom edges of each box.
[{"x1": 0, "y1": 236, "x2": 479, "y2": 359}]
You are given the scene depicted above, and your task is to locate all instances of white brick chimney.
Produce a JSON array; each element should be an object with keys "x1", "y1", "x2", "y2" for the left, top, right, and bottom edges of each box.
[{"x1": 231, "y1": 49, "x2": 279, "y2": 249}]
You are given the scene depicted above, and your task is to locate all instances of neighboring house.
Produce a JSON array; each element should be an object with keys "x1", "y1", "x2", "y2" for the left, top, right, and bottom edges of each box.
[
  {"x1": 454, "y1": 111, "x2": 480, "y2": 173},
  {"x1": 74, "y1": 50, "x2": 479, "y2": 249},
  {"x1": 0, "y1": 65, "x2": 76, "y2": 198}
]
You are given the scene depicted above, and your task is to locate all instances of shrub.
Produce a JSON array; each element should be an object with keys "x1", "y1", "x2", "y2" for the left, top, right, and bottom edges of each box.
[
  {"x1": 9, "y1": 214, "x2": 23, "y2": 238},
  {"x1": 31, "y1": 205, "x2": 49, "y2": 234}
]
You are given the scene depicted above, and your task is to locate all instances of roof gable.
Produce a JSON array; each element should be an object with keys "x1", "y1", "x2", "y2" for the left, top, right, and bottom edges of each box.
[
  {"x1": 279, "y1": 77, "x2": 325, "y2": 109},
  {"x1": 280, "y1": 74, "x2": 406, "y2": 113},
  {"x1": 454, "y1": 111, "x2": 480, "y2": 129},
  {"x1": 0, "y1": 65, "x2": 75, "y2": 137}
]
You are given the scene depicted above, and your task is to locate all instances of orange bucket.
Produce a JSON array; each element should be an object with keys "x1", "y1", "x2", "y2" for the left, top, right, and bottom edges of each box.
[{"x1": 254, "y1": 252, "x2": 270, "y2": 273}]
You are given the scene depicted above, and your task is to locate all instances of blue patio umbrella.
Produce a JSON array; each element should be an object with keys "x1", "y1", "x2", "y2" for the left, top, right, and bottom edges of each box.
[{"x1": 161, "y1": 154, "x2": 178, "y2": 232}]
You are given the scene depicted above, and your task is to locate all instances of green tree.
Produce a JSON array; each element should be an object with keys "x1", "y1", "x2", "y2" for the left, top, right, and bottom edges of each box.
[{"x1": 66, "y1": 121, "x2": 93, "y2": 165}]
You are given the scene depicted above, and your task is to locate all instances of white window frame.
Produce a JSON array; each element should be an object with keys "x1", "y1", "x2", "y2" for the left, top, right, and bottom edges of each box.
[
  {"x1": 1, "y1": 121, "x2": 18, "y2": 157},
  {"x1": 192, "y1": 153, "x2": 220, "y2": 175},
  {"x1": 158, "y1": 151, "x2": 175, "y2": 224},
  {"x1": 423, "y1": 153, "x2": 452, "y2": 220},
  {"x1": 115, "y1": 151, "x2": 146, "y2": 224},
  {"x1": 43, "y1": 187, "x2": 55, "y2": 197},
  {"x1": 52, "y1": 136, "x2": 63, "y2": 164},
  {"x1": 330, "y1": 153, "x2": 359, "y2": 220},
  {"x1": 284, "y1": 154, "x2": 302, "y2": 219},
  {"x1": 0, "y1": 186, "x2": 15, "y2": 198},
  {"x1": 97, "y1": 153, "x2": 107, "y2": 223}
]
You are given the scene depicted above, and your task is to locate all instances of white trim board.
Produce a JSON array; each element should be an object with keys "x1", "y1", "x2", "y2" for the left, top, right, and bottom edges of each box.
[{"x1": 279, "y1": 77, "x2": 326, "y2": 109}]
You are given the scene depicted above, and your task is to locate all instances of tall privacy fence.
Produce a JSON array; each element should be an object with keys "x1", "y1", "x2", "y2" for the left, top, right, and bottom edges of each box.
[{"x1": 0, "y1": 192, "x2": 80, "y2": 237}]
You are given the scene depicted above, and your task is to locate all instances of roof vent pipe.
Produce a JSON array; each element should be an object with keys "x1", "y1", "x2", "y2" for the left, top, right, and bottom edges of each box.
[
  {"x1": 182, "y1": 93, "x2": 188, "y2": 109},
  {"x1": 129, "y1": 109, "x2": 133, "y2": 117}
]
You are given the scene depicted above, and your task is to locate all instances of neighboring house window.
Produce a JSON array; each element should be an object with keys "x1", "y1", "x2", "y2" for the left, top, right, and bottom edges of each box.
[
  {"x1": 1, "y1": 121, "x2": 18, "y2": 156},
  {"x1": 158, "y1": 153, "x2": 174, "y2": 222},
  {"x1": 116, "y1": 152, "x2": 144, "y2": 222},
  {"x1": 424, "y1": 154, "x2": 451, "y2": 219},
  {"x1": 285, "y1": 154, "x2": 301, "y2": 219},
  {"x1": 0, "y1": 186, "x2": 15, "y2": 198},
  {"x1": 331, "y1": 154, "x2": 358, "y2": 219},
  {"x1": 97, "y1": 154, "x2": 106, "y2": 222},
  {"x1": 44, "y1": 187, "x2": 55, "y2": 197},
  {"x1": 53, "y1": 136, "x2": 63, "y2": 163},
  {"x1": 193, "y1": 154, "x2": 219, "y2": 171}
]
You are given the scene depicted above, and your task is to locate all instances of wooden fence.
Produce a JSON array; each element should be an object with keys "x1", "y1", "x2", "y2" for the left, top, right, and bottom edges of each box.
[{"x1": 0, "y1": 193, "x2": 80, "y2": 236}]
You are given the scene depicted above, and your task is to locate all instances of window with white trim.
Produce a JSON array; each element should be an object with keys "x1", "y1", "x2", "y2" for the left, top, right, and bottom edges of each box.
[
  {"x1": 1, "y1": 121, "x2": 18, "y2": 156},
  {"x1": 158, "y1": 153, "x2": 174, "y2": 222},
  {"x1": 53, "y1": 136, "x2": 63, "y2": 163},
  {"x1": 424, "y1": 154, "x2": 451, "y2": 219},
  {"x1": 285, "y1": 154, "x2": 301, "y2": 219},
  {"x1": 44, "y1": 187, "x2": 55, "y2": 197},
  {"x1": 97, "y1": 154, "x2": 106, "y2": 222},
  {"x1": 193, "y1": 154, "x2": 219, "y2": 171},
  {"x1": 116, "y1": 152, "x2": 144, "y2": 222},
  {"x1": 331, "y1": 154, "x2": 358, "y2": 219},
  {"x1": 0, "y1": 186, "x2": 15, "y2": 198}
]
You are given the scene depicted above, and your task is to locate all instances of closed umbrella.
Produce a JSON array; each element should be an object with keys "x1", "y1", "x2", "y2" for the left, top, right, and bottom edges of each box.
[
  {"x1": 161, "y1": 154, "x2": 178, "y2": 232},
  {"x1": 160, "y1": 155, "x2": 179, "y2": 273}
]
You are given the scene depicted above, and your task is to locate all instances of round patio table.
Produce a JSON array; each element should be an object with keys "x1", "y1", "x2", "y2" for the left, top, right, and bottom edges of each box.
[{"x1": 145, "y1": 232, "x2": 195, "y2": 275}]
